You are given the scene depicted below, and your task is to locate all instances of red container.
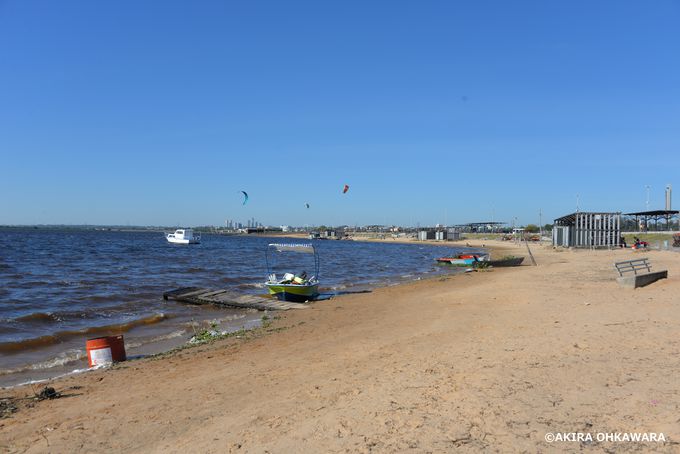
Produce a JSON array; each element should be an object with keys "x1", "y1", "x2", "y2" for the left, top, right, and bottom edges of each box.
[{"x1": 86, "y1": 335, "x2": 126, "y2": 367}]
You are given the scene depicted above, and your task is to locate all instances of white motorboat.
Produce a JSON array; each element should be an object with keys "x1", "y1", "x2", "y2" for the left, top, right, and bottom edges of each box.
[{"x1": 166, "y1": 228, "x2": 201, "y2": 244}]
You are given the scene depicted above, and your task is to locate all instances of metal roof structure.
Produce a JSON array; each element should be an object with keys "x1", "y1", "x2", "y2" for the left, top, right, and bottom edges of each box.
[
  {"x1": 451, "y1": 222, "x2": 506, "y2": 228},
  {"x1": 554, "y1": 212, "x2": 621, "y2": 226},
  {"x1": 451, "y1": 221, "x2": 506, "y2": 233},
  {"x1": 624, "y1": 210, "x2": 679, "y2": 216},
  {"x1": 462, "y1": 221, "x2": 506, "y2": 226},
  {"x1": 622, "y1": 210, "x2": 679, "y2": 232}
]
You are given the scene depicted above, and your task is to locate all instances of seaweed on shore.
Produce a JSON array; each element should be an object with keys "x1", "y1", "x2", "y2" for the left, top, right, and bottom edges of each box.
[{"x1": 0, "y1": 397, "x2": 18, "y2": 419}]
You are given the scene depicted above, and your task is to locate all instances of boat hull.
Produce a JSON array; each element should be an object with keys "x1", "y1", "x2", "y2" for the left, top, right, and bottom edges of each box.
[
  {"x1": 436, "y1": 255, "x2": 486, "y2": 266},
  {"x1": 166, "y1": 236, "x2": 200, "y2": 244},
  {"x1": 265, "y1": 283, "x2": 319, "y2": 302},
  {"x1": 475, "y1": 257, "x2": 524, "y2": 267},
  {"x1": 437, "y1": 258, "x2": 475, "y2": 266}
]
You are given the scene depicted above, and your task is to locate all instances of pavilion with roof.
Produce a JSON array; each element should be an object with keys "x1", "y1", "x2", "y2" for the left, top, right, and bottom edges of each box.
[{"x1": 623, "y1": 210, "x2": 679, "y2": 232}]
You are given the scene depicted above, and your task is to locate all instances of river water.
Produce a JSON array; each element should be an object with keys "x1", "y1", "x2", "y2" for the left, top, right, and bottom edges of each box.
[{"x1": 0, "y1": 228, "x2": 478, "y2": 387}]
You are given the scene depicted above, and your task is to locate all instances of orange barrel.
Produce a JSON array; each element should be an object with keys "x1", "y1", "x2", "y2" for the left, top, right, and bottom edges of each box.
[{"x1": 86, "y1": 335, "x2": 126, "y2": 367}]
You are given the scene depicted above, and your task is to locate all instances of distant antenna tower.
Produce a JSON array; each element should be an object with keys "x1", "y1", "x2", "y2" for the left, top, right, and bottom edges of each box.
[{"x1": 666, "y1": 184, "x2": 672, "y2": 210}]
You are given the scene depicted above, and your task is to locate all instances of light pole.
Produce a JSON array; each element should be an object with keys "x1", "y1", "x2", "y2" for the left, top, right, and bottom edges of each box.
[{"x1": 645, "y1": 185, "x2": 651, "y2": 211}]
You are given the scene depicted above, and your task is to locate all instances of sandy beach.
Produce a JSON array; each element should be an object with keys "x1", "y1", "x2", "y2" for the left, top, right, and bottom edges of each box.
[{"x1": 2, "y1": 240, "x2": 679, "y2": 453}]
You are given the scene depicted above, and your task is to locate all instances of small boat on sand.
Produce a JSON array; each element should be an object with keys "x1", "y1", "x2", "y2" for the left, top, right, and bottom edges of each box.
[
  {"x1": 265, "y1": 243, "x2": 320, "y2": 302},
  {"x1": 436, "y1": 254, "x2": 487, "y2": 267},
  {"x1": 166, "y1": 228, "x2": 201, "y2": 244},
  {"x1": 474, "y1": 256, "x2": 524, "y2": 267}
]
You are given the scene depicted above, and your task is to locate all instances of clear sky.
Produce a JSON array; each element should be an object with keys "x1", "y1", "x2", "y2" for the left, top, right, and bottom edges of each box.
[{"x1": 1, "y1": 1, "x2": 678, "y2": 227}]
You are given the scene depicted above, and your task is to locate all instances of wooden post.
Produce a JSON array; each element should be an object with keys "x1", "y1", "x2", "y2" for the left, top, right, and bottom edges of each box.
[{"x1": 524, "y1": 237, "x2": 537, "y2": 266}]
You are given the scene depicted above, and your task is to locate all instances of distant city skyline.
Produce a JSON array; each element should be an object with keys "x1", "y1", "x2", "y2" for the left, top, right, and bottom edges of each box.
[{"x1": 1, "y1": 1, "x2": 678, "y2": 227}]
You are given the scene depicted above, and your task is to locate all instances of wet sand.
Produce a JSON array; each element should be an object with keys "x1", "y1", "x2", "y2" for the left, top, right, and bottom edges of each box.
[{"x1": 2, "y1": 240, "x2": 679, "y2": 452}]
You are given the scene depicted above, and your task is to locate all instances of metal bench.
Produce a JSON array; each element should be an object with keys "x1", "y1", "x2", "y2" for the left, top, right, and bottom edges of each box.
[{"x1": 614, "y1": 258, "x2": 667, "y2": 288}]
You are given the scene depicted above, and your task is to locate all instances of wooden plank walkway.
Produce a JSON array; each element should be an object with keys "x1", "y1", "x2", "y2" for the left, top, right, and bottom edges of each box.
[{"x1": 163, "y1": 287, "x2": 309, "y2": 311}]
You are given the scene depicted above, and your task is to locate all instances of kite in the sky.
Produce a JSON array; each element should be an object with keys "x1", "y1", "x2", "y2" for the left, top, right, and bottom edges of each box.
[
  {"x1": 240, "y1": 191, "x2": 249, "y2": 205},
  {"x1": 305, "y1": 203, "x2": 310, "y2": 209},
  {"x1": 342, "y1": 184, "x2": 349, "y2": 194}
]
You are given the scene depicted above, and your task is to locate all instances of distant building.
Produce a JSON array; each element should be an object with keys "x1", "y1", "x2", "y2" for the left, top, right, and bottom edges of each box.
[
  {"x1": 320, "y1": 229, "x2": 342, "y2": 239},
  {"x1": 553, "y1": 212, "x2": 621, "y2": 248},
  {"x1": 418, "y1": 230, "x2": 436, "y2": 240},
  {"x1": 447, "y1": 228, "x2": 461, "y2": 241},
  {"x1": 418, "y1": 228, "x2": 452, "y2": 241},
  {"x1": 453, "y1": 222, "x2": 505, "y2": 233},
  {"x1": 244, "y1": 226, "x2": 283, "y2": 234}
]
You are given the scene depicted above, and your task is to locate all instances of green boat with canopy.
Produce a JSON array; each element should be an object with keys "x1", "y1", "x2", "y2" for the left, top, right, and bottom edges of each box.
[{"x1": 265, "y1": 243, "x2": 320, "y2": 302}]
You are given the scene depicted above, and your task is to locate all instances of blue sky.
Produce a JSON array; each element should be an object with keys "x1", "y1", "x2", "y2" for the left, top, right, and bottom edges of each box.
[{"x1": 1, "y1": 1, "x2": 678, "y2": 227}]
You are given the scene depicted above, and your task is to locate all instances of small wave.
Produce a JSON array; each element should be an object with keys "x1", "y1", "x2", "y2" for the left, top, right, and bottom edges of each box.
[
  {"x1": 86, "y1": 294, "x2": 124, "y2": 304},
  {"x1": 185, "y1": 267, "x2": 206, "y2": 273},
  {"x1": 55, "y1": 280, "x2": 78, "y2": 287},
  {"x1": 14, "y1": 312, "x2": 61, "y2": 323},
  {"x1": 8, "y1": 304, "x2": 151, "y2": 325},
  {"x1": 8, "y1": 367, "x2": 91, "y2": 388},
  {"x1": 0, "y1": 349, "x2": 85, "y2": 376},
  {"x1": 123, "y1": 330, "x2": 187, "y2": 349},
  {"x1": 219, "y1": 276, "x2": 250, "y2": 284},
  {"x1": 239, "y1": 282, "x2": 265, "y2": 289},
  {"x1": 0, "y1": 313, "x2": 169, "y2": 354},
  {"x1": 214, "y1": 313, "x2": 247, "y2": 323}
]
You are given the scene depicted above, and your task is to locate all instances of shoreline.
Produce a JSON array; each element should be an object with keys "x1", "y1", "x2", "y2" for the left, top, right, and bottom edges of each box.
[
  {"x1": 0, "y1": 238, "x2": 499, "y2": 389},
  {"x1": 0, "y1": 240, "x2": 506, "y2": 388},
  {"x1": 4, "y1": 240, "x2": 679, "y2": 451}
]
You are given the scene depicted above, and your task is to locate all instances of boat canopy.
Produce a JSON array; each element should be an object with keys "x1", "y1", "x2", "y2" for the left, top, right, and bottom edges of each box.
[
  {"x1": 268, "y1": 243, "x2": 315, "y2": 253},
  {"x1": 266, "y1": 243, "x2": 319, "y2": 280}
]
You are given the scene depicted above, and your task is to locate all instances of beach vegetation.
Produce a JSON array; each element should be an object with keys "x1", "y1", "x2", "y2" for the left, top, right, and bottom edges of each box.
[
  {"x1": 189, "y1": 327, "x2": 249, "y2": 346},
  {"x1": 524, "y1": 224, "x2": 539, "y2": 233}
]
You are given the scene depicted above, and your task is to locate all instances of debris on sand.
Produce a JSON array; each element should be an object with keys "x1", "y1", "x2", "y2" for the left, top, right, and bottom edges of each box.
[
  {"x1": 0, "y1": 397, "x2": 18, "y2": 419},
  {"x1": 36, "y1": 387, "x2": 61, "y2": 401}
]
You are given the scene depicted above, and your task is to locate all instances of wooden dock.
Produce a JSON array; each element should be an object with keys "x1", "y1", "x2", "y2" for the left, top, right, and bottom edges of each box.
[{"x1": 162, "y1": 287, "x2": 309, "y2": 311}]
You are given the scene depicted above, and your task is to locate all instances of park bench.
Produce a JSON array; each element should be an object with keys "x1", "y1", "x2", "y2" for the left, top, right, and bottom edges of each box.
[{"x1": 614, "y1": 257, "x2": 667, "y2": 289}]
